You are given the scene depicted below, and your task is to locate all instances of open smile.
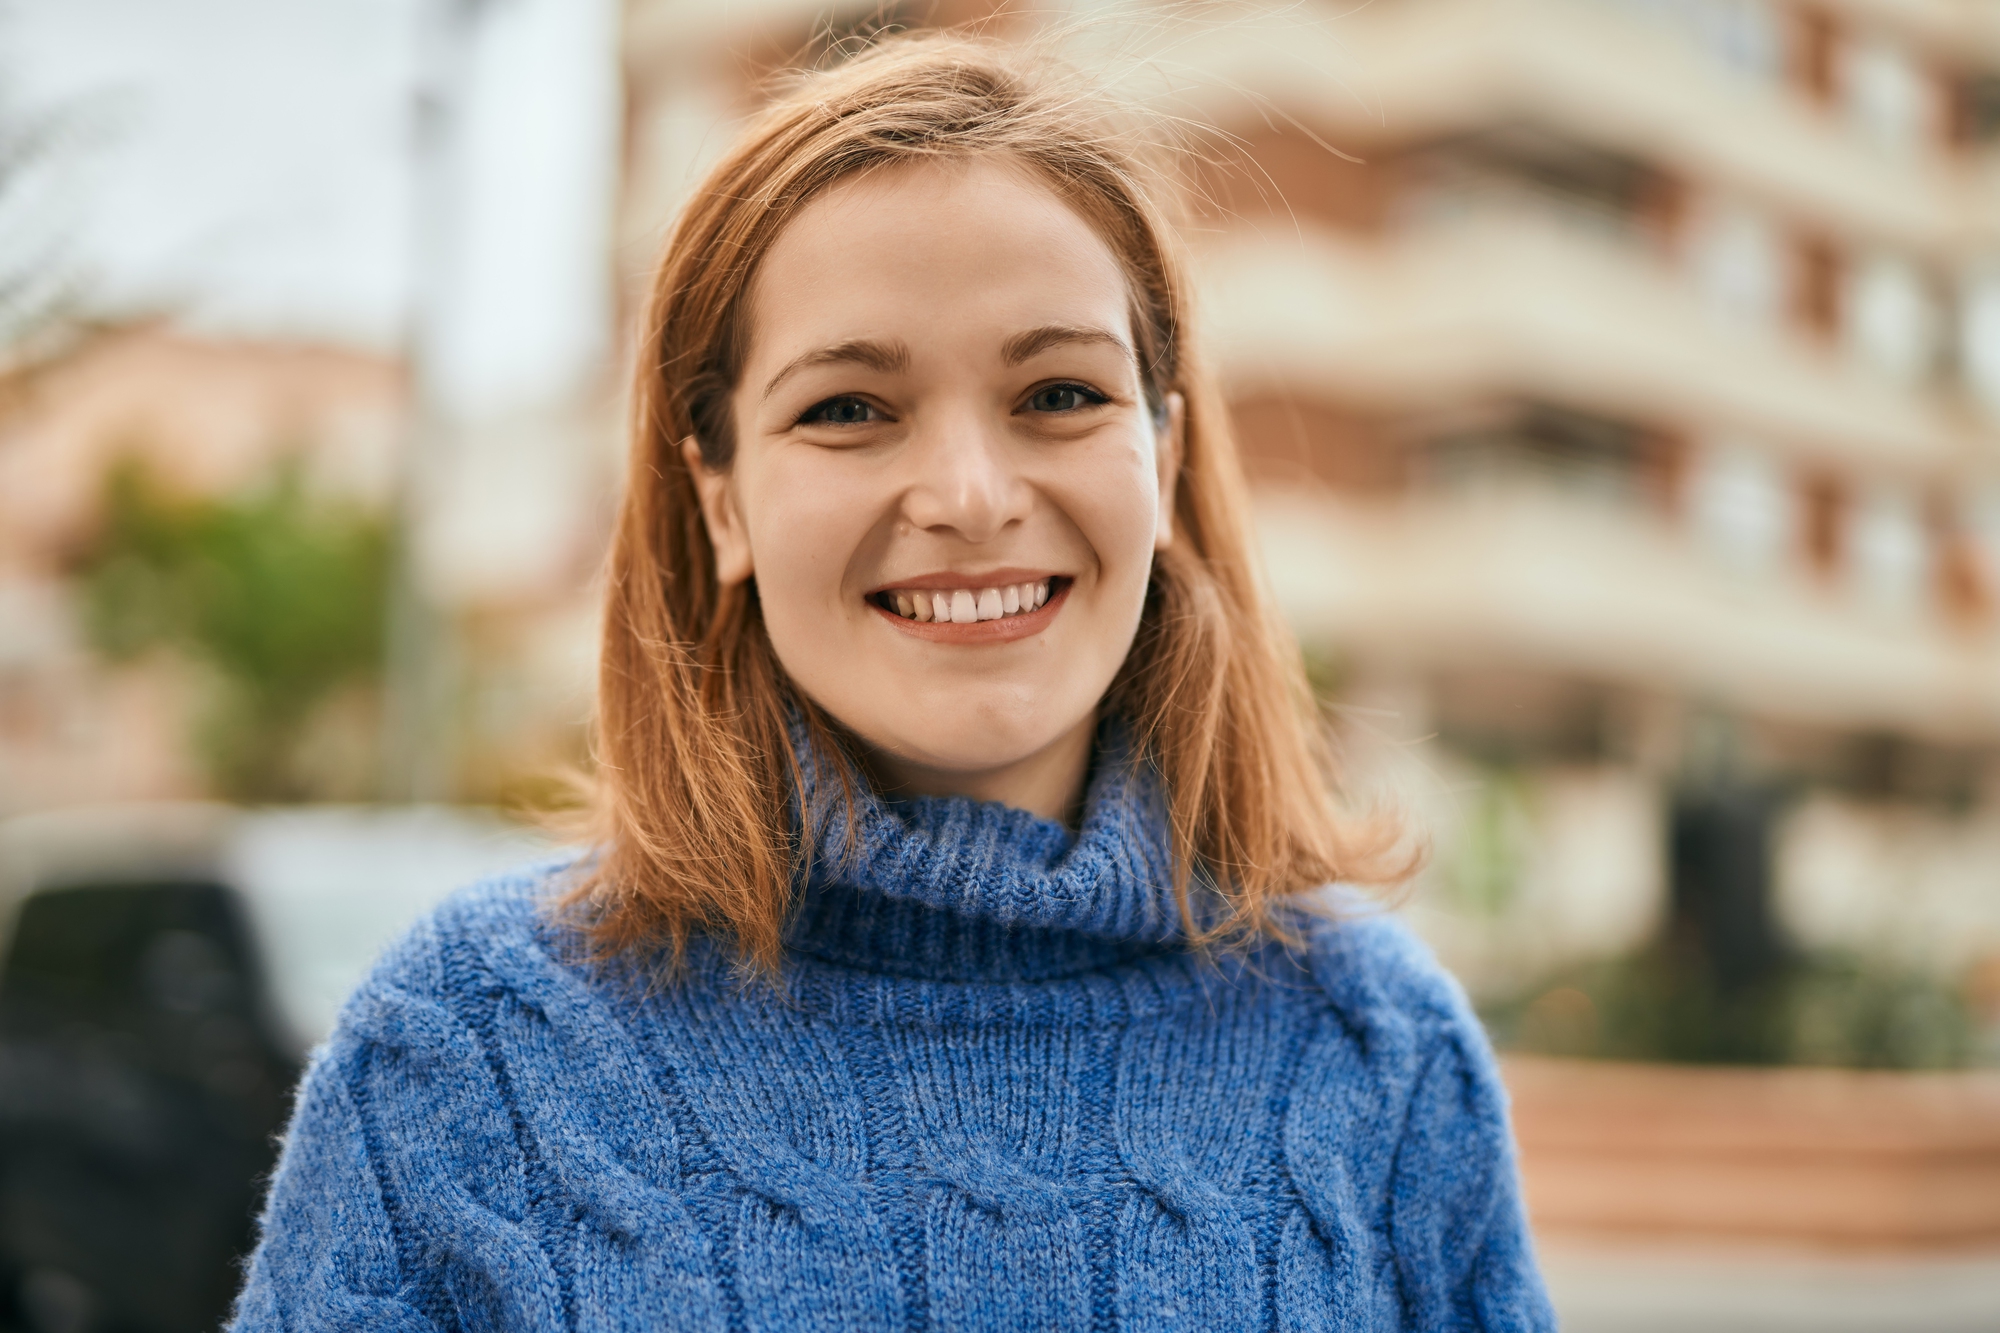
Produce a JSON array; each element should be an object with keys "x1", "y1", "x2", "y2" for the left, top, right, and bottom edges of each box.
[{"x1": 867, "y1": 575, "x2": 1072, "y2": 642}]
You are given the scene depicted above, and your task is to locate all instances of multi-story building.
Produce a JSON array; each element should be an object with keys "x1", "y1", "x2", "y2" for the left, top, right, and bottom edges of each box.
[
  {"x1": 1174, "y1": 0, "x2": 2000, "y2": 991},
  {"x1": 622, "y1": 0, "x2": 2000, "y2": 994}
]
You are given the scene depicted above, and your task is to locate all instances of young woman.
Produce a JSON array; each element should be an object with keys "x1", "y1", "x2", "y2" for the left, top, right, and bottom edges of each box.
[{"x1": 233, "y1": 33, "x2": 1554, "y2": 1332}]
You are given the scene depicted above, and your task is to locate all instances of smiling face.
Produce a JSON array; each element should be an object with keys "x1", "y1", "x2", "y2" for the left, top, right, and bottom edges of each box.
[{"x1": 686, "y1": 156, "x2": 1181, "y2": 817}]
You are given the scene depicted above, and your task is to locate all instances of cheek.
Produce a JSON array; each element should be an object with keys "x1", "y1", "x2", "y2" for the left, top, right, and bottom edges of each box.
[
  {"x1": 1061, "y1": 438, "x2": 1163, "y2": 587},
  {"x1": 742, "y1": 463, "x2": 871, "y2": 616}
]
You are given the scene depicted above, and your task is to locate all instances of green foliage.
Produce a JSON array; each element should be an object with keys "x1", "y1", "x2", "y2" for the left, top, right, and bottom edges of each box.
[
  {"x1": 1784, "y1": 954, "x2": 1980, "y2": 1069},
  {"x1": 77, "y1": 457, "x2": 391, "y2": 800},
  {"x1": 1485, "y1": 944, "x2": 1984, "y2": 1070}
]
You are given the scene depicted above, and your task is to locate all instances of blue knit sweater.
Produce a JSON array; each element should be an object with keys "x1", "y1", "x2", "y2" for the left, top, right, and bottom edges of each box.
[{"x1": 231, "y1": 745, "x2": 1554, "y2": 1331}]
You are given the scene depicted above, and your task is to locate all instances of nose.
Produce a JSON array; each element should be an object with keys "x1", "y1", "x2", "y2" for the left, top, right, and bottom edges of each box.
[{"x1": 898, "y1": 406, "x2": 1030, "y2": 544}]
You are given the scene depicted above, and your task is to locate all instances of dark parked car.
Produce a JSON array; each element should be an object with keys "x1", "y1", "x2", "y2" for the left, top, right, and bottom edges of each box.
[{"x1": 0, "y1": 804, "x2": 548, "y2": 1333}]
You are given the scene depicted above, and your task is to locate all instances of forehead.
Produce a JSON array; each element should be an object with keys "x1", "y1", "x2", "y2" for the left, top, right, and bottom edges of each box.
[{"x1": 742, "y1": 156, "x2": 1135, "y2": 367}]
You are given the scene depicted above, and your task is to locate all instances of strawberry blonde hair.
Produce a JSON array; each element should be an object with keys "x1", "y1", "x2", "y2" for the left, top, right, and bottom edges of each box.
[{"x1": 572, "y1": 29, "x2": 1403, "y2": 974}]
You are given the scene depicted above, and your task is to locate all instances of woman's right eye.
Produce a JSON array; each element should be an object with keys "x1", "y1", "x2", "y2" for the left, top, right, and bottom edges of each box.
[{"x1": 799, "y1": 396, "x2": 879, "y2": 426}]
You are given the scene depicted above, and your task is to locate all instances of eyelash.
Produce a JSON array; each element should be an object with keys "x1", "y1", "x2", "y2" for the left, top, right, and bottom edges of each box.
[
  {"x1": 796, "y1": 396, "x2": 881, "y2": 427},
  {"x1": 793, "y1": 381, "x2": 1111, "y2": 428},
  {"x1": 1023, "y1": 382, "x2": 1110, "y2": 413}
]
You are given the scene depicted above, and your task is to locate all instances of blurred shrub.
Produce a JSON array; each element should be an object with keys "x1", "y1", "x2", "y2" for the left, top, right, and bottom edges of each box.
[
  {"x1": 1485, "y1": 946, "x2": 1985, "y2": 1069},
  {"x1": 75, "y1": 457, "x2": 390, "y2": 800}
]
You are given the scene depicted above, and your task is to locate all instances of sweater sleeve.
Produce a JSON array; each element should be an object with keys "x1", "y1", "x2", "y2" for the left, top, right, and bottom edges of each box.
[
  {"x1": 228, "y1": 1038, "x2": 440, "y2": 1333},
  {"x1": 1389, "y1": 1021, "x2": 1556, "y2": 1333}
]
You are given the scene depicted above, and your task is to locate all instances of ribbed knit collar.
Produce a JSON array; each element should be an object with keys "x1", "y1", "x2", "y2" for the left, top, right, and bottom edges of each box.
[{"x1": 782, "y1": 720, "x2": 1190, "y2": 982}]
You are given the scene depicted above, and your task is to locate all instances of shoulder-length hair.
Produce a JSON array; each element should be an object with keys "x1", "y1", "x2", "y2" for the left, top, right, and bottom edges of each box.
[{"x1": 572, "y1": 29, "x2": 1404, "y2": 974}]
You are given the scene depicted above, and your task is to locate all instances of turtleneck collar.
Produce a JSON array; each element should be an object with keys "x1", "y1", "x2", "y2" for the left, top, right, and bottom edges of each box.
[{"x1": 781, "y1": 720, "x2": 1190, "y2": 982}]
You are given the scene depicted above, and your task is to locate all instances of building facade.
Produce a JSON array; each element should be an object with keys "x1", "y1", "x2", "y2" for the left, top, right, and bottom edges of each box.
[{"x1": 621, "y1": 0, "x2": 2000, "y2": 997}]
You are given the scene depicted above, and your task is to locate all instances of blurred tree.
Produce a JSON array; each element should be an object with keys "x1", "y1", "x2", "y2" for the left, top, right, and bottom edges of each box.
[{"x1": 76, "y1": 459, "x2": 391, "y2": 801}]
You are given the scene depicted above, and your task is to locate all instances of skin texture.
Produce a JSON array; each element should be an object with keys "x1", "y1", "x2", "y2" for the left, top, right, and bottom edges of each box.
[{"x1": 687, "y1": 156, "x2": 1183, "y2": 821}]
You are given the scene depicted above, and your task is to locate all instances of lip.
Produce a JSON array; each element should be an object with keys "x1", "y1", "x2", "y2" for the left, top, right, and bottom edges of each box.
[
  {"x1": 865, "y1": 567, "x2": 1065, "y2": 595},
  {"x1": 871, "y1": 577, "x2": 1071, "y2": 643}
]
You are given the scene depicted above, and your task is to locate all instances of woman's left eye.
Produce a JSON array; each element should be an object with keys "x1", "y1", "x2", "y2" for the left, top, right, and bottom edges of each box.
[{"x1": 1025, "y1": 383, "x2": 1106, "y2": 413}]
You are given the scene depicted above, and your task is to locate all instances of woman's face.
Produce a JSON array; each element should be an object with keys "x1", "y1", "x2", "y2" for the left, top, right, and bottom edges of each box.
[{"x1": 688, "y1": 156, "x2": 1180, "y2": 815}]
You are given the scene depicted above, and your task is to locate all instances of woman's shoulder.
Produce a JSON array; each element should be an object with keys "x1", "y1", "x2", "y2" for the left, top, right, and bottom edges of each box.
[
  {"x1": 1288, "y1": 900, "x2": 1491, "y2": 1068},
  {"x1": 322, "y1": 853, "x2": 588, "y2": 1049},
  {"x1": 1284, "y1": 904, "x2": 1554, "y2": 1330}
]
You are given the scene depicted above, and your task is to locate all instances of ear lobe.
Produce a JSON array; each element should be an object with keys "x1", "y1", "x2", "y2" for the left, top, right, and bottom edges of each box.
[
  {"x1": 1154, "y1": 392, "x2": 1185, "y2": 553},
  {"x1": 680, "y1": 436, "x2": 755, "y2": 585}
]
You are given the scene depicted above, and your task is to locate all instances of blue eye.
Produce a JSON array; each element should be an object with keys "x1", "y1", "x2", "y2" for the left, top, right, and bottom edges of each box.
[
  {"x1": 1027, "y1": 384, "x2": 1105, "y2": 413},
  {"x1": 801, "y1": 396, "x2": 878, "y2": 425}
]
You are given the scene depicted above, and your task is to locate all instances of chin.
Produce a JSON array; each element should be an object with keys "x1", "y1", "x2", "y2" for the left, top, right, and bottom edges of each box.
[
  {"x1": 893, "y1": 724, "x2": 1063, "y2": 774},
  {"x1": 857, "y1": 696, "x2": 1083, "y2": 778}
]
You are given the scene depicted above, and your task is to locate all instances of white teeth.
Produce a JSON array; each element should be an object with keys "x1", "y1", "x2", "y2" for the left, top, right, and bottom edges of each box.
[{"x1": 884, "y1": 579, "x2": 1056, "y2": 621}]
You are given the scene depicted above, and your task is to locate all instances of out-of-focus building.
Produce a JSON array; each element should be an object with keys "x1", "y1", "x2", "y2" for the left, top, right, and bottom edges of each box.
[
  {"x1": 1171, "y1": 0, "x2": 2000, "y2": 992},
  {"x1": 619, "y1": 0, "x2": 2000, "y2": 997}
]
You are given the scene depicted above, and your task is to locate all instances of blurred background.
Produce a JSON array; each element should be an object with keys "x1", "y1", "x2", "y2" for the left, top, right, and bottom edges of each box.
[{"x1": 3, "y1": 0, "x2": 2000, "y2": 1329}]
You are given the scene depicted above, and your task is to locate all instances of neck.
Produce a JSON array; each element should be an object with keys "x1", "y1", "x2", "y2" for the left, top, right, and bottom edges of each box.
[{"x1": 859, "y1": 711, "x2": 1096, "y2": 824}]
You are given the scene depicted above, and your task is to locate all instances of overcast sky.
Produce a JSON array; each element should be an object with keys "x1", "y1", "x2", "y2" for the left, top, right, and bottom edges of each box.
[{"x1": 7, "y1": 0, "x2": 619, "y2": 416}]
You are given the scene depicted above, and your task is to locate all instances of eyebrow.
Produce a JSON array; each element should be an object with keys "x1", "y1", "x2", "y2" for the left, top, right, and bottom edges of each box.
[
  {"x1": 1002, "y1": 323, "x2": 1133, "y2": 367},
  {"x1": 760, "y1": 324, "x2": 1135, "y2": 401},
  {"x1": 762, "y1": 337, "x2": 911, "y2": 400}
]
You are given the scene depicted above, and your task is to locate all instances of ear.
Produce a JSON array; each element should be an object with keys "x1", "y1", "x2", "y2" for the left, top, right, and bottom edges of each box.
[
  {"x1": 680, "y1": 437, "x2": 755, "y2": 585},
  {"x1": 1153, "y1": 392, "x2": 1185, "y2": 553}
]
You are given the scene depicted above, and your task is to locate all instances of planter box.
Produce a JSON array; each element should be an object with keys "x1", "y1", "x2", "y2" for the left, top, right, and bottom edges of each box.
[{"x1": 1504, "y1": 1056, "x2": 2000, "y2": 1250}]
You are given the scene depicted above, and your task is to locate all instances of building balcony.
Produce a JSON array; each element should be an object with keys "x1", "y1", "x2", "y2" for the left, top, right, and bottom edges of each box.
[
  {"x1": 1255, "y1": 486, "x2": 2000, "y2": 741},
  {"x1": 1175, "y1": 0, "x2": 1980, "y2": 253},
  {"x1": 1824, "y1": 0, "x2": 2000, "y2": 68},
  {"x1": 1198, "y1": 215, "x2": 1981, "y2": 476}
]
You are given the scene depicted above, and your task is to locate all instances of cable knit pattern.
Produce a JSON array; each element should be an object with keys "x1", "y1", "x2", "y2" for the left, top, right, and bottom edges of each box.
[{"x1": 232, "y1": 747, "x2": 1555, "y2": 1331}]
